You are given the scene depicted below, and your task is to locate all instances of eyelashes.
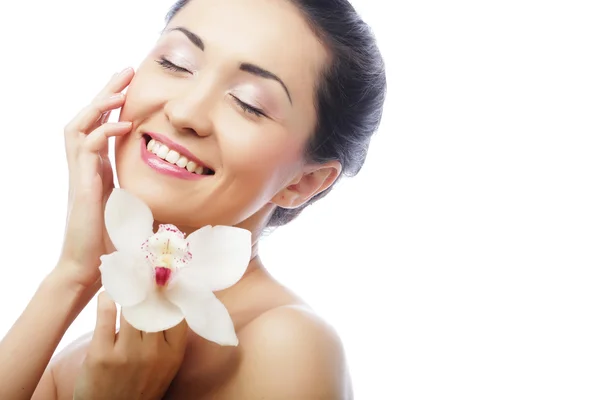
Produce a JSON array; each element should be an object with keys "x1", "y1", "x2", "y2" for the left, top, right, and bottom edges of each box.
[
  {"x1": 155, "y1": 56, "x2": 268, "y2": 119},
  {"x1": 230, "y1": 95, "x2": 266, "y2": 117},
  {"x1": 156, "y1": 57, "x2": 191, "y2": 73}
]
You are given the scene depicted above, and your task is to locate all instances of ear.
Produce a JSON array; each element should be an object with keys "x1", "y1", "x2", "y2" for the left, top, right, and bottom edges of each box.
[{"x1": 271, "y1": 161, "x2": 342, "y2": 209}]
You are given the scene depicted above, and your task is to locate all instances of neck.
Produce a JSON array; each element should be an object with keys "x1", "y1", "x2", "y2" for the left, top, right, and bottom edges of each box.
[
  {"x1": 213, "y1": 206, "x2": 276, "y2": 304},
  {"x1": 214, "y1": 252, "x2": 265, "y2": 305}
]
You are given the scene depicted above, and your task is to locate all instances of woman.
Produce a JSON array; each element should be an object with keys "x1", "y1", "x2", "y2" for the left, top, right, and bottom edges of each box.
[{"x1": 0, "y1": 0, "x2": 386, "y2": 398}]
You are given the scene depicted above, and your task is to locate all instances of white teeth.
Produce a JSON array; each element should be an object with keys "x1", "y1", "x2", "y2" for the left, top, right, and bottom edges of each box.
[
  {"x1": 186, "y1": 161, "x2": 198, "y2": 172},
  {"x1": 175, "y1": 157, "x2": 188, "y2": 168},
  {"x1": 147, "y1": 139, "x2": 156, "y2": 151},
  {"x1": 146, "y1": 138, "x2": 210, "y2": 175},
  {"x1": 165, "y1": 150, "x2": 180, "y2": 164},
  {"x1": 157, "y1": 145, "x2": 169, "y2": 159}
]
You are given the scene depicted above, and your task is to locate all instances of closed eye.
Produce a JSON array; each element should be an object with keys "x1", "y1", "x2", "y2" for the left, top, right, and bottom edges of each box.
[
  {"x1": 231, "y1": 95, "x2": 266, "y2": 118},
  {"x1": 156, "y1": 57, "x2": 191, "y2": 74}
]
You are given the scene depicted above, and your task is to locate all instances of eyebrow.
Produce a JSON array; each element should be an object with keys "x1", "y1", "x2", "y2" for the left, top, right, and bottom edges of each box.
[
  {"x1": 167, "y1": 27, "x2": 204, "y2": 50},
  {"x1": 166, "y1": 26, "x2": 293, "y2": 105},
  {"x1": 239, "y1": 63, "x2": 293, "y2": 105}
]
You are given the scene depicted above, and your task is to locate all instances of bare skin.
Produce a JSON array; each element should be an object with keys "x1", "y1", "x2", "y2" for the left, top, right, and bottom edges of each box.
[
  {"x1": 23, "y1": 0, "x2": 355, "y2": 397},
  {"x1": 48, "y1": 258, "x2": 352, "y2": 399}
]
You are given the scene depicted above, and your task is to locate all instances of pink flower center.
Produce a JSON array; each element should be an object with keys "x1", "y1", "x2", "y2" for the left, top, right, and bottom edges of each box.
[{"x1": 154, "y1": 267, "x2": 172, "y2": 287}]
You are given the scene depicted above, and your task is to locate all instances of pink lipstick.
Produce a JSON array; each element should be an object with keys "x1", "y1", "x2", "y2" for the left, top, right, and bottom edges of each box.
[{"x1": 140, "y1": 135, "x2": 213, "y2": 180}]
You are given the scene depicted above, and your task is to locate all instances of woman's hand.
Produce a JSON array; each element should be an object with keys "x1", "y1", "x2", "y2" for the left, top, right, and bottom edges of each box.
[
  {"x1": 74, "y1": 292, "x2": 188, "y2": 400},
  {"x1": 0, "y1": 70, "x2": 137, "y2": 400},
  {"x1": 58, "y1": 68, "x2": 135, "y2": 289}
]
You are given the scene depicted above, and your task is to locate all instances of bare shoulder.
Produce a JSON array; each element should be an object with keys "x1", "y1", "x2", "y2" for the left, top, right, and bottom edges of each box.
[
  {"x1": 216, "y1": 305, "x2": 353, "y2": 399},
  {"x1": 50, "y1": 331, "x2": 93, "y2": 400}
]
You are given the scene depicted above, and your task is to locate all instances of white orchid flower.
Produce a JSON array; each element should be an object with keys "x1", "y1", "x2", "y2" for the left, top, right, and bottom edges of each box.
[{"x1": 99, "y1": 189, "x2": 251, "y2": 346}]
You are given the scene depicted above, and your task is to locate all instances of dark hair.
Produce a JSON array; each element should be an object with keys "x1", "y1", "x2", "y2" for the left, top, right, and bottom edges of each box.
[{"x1": 166, "y1": 0, "x2": 386, "y2": 227}]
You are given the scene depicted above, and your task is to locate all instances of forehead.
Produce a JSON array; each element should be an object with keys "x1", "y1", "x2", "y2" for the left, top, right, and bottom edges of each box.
[{"x1": 167, "y1": 0, "x2": 329, "y2": 98}]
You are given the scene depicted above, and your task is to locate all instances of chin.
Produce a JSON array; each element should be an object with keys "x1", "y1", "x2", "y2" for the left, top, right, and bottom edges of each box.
[
  {"x1": 115, "y1": 170, "x2": 237, "y2": 231},
  {"x1": 114, "y1": 135, "x2": 269, "y2": 231},
  {"x1": 124, "y1": 183, "x2": 186, "y2": 224}
]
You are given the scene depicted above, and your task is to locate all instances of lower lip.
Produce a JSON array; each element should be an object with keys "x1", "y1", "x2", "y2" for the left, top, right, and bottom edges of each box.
[{"x1": 140, "y1": 138, "x2": 207, "y2": 181}]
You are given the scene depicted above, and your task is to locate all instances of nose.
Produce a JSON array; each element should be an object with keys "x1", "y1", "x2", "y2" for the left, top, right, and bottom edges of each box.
[{"x1": 164, "y1": 82, "x2": 216, "y2": 138}]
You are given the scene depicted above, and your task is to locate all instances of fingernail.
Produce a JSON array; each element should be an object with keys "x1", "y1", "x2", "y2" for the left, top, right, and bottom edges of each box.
[{"x1": 117, "y1": 121, "x2": 132, "y2": 127}]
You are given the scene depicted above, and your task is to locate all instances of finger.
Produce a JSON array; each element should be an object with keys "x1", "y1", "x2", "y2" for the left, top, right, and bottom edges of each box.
[
  {"x1": 100, "y1": 153, "x2": 115, "y2": 197},
  {"x1": 99, "y1": 110, "x2": 111, "y2": 125},
  {"x1": 93, "y1": 67, "x2": 134, "y2": 102},
  {"x1": 164, "y1": 320, "x2": 189, "y2": 351},
  {"x1": 81, "y1": 121, "x2": 132, "y2": 154},
  {"x1": 90, "y1": 292, "x2": 118, "y2": 351},
  {"x1": 142, "y1": 331, "x2": 164, "y2": 348},
  {"x1": 63, "y1": 68, "x2": 133, "y2": 164},
  {"x1": 64, "y1": 96, "x2": 126, "y2": 167},
  {"x1": 72, "y1": 122, "x2": 130, "y2": 189},
  {"x1": 63, "y1": 66, "x2": 133, "y2": 143},
  {"x1": 64, "y1": 67, "x2": 132, "y2": 135},
  {"x1": 69, "y1": 122, "x2": 131, "y2": 198},
  {"x1": 66, "y1": 94, "x2": 125, "y2": 138},
  {"x1": 116, "y1": 312, "x2": 143, "y2": 348}
]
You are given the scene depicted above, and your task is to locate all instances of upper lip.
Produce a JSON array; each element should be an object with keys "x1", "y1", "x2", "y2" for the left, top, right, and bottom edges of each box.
[{"x1": 144, "y1": 132, "x2": 212, "y2": 170}]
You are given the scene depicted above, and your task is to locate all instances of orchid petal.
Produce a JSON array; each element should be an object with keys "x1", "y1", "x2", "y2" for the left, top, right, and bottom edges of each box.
[
  {"x1": 99, "y1": 252, "x2": 152, "y2": 307},
  {"x1": 121, "y1": 291, "x2": 185, "y2": 333},
  {"x1": 105, "y1": 189, "x2": 154, "y2": 252},
  {"x1": 186, "y1": 226, "x2": 252, "y2": 292},
  {"x1": 167, "y1": 270, "x2": 238, "y2": 346}
]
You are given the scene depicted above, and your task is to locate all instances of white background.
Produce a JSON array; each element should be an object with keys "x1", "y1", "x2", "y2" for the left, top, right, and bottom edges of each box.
[{"x1": 1, "y1": 1, "x2": 599, "y2": 399}]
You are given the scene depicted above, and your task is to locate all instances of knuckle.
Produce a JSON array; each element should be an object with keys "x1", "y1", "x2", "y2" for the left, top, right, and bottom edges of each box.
[
  {"x1": 63, "y1": 121, "x2": 75, "y2": 134},
  {"x1": 78, "y1": 139, "x2": 91, "y2": 153},
  {"x1": 89, "y1": 351, "x2": 128, "y2": 368},
  {"x1": 97, "y1": 297, "x2": 114, "y2": 314},
  {"x1": 90, "y1": 98, "x2": 109, "y2": 116},
  {"x1": 80, "y1": 133, "x2": 99, "y2": 152},
  {"x1": 87, "y1": 98, "x2": 102, "y2": 111},
  {"x1": 85, "y1": 350, "x2": 110, "y2": 368},
  {"x1": 112, "y1": 353, "x2": 129, "y2": 366},
  {"x1": 97, "y1": 306, "x2": 112, "y2": 320}
]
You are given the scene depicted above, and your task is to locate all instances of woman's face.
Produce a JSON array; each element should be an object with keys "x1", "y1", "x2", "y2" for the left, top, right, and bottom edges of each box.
[{"x1": 115, "y1": 0, "x2": 331, "y2": 232}]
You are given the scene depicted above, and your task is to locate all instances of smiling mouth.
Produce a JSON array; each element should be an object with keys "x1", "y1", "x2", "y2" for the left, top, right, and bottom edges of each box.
[{"x1": 143, "y1": 134, "x2": 215, "y2": 176}]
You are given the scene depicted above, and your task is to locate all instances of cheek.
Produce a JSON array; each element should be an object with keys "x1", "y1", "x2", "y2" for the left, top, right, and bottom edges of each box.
[
  {"x1": 217, "y1": 130, "x2": 304, "y2": 223},
  {"x1": 219, "y1": 120, "x2": 305, "y2": 180},
  {"x1": 119, "y1": 65, "x2": 168, "y2": 122}
]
